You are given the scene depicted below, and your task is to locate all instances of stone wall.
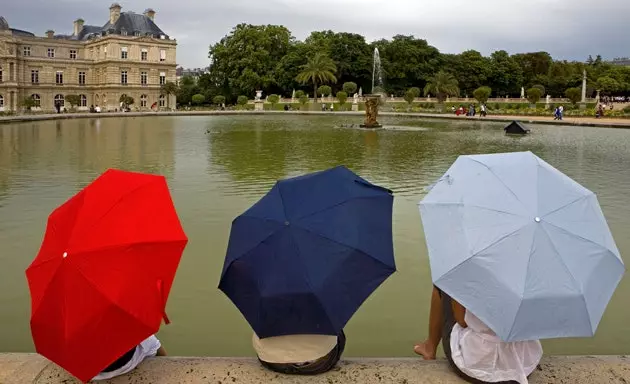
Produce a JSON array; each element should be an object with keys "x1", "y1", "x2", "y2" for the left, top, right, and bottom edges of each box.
[{"x1": 1, "y1": 355, "x2": 629, "y2": 384}]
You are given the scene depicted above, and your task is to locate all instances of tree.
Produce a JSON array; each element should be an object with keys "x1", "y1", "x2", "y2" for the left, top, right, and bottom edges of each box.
[
  {"x1": 317, "y1": 85, "x2": 332, "y2": 98},
  {"x1": 596, "y1": 76, "x2": 621, "y2": 94},
  {"x1": 532, "y1": 84, "x2": 546, "y2": 96},
  {"x1": 423, "y1": 71, "x2": 459, "y2": 102},
  {"x1": 237, "y1": 95, "x2": 249, "y2": 108},
  {"x1": 295, "y1": 90, "x2": 305, "y2": 99},
  {"x1": 21, "y1": 97, "x2": 37, "y2": 111},
  {"x1": 119, "y1": 94, "x2": 134, "y2": 107},
  {"x1": 343, "y1": 82, "x2": 358, "y2": 95},
  {"x1": 409, "y1": 87, "x2": 421, "y2": 98},
  {"x1": 403, "y1": 90, "x2": 416, "y2": 110},
  {"x1": 336, "y1": 91, "x2": 348, "y2": 107},
  {"x1": 213, "y1": 95, "x2": 226, "y2": 105},
  {"x1": 296, "y1": 53, "x2": 337, "y2": 102},
  {"x1": 66, "y1": 94, "x2": 81, "y2": 108},
  {"x1": 298, "y1": 94, "x2": 309, "y2": 107},
  {"x1": 512, "y1": 52, "x2": 553, "y2": 86},
  {"x1": 192, "y1": 94, "x2": 206, "y2": 105},
  {"x1": 268, "y1": 94, "x2": 280, "y2": 107},
  {"x1": 443, "y1": 50, "x2": 491, "y2": 96},
  {"x1": 473, "y1": 86, "x2": 492, "y2": 104},
  {"x1": 160, "y1": 81, "x2": 178, "y2": 109},
  {"x1": 208, "y1": 24, "x2": 293, "y2": 98},
  {"x1": 372, "y1": 35, "x2": 441, "y2": 94},
  {"x1": 526, "y1": 88, "x2": 542, "y2": 104},
  {"x1": 565, "y1": 87, "x2": 582, "y2": 105},
  {"x1": 488, "y1": 50, "x2": 523, "y2": 96}
]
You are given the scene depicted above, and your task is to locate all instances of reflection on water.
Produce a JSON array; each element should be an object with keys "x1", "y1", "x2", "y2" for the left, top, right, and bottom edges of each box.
[{"x1": 1, "y1": 115, "x2": 629, "y2": 357}]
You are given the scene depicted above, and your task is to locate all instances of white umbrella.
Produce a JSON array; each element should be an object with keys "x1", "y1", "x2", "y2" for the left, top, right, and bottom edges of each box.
[{"x1": 419, "y1": 151, "x2": 624, "y2": 341}]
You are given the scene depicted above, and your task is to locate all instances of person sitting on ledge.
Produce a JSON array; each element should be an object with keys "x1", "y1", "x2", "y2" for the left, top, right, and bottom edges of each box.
[
  {"x1": 92, "y1": 335, "x2": 166, "y2": 381},
  {"x1": 253, "y1": 331, "x2": 346, "y2": 375},
  {"x1": 414, "y1": 286, "x2": 542, "y2": 384}
]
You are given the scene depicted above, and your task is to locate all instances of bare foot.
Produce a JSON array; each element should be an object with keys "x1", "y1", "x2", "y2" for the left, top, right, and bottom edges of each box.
[{"x1": 413, "y1": 341, "x2": 437, "y2": 360}]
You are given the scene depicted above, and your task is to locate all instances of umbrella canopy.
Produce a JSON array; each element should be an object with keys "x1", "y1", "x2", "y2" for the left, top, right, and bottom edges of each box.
[
  {"x1": 26, "y1": 169, "x2": 188, "y2": 382},
  {"x1": 420, "y1": 151, "x2": 624, "y2": 342},
  {"x1": 219, "y1": 166, "x2": 395, "y2": 338}
]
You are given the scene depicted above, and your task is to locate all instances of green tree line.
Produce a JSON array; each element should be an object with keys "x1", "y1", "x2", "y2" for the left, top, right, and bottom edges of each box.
[{"x1": 176, "y1": 24, "x2": 630, "y2": 105}]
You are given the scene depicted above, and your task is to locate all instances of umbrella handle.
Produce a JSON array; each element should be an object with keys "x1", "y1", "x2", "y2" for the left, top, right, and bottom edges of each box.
[{"x1": 157, "y1": 280, "x2": 171, "y2": 325}]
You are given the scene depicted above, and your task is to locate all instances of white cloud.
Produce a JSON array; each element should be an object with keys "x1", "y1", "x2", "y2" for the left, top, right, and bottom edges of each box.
[{"x1": 2, "y1": 0, "x2": 629, "y2": 67}]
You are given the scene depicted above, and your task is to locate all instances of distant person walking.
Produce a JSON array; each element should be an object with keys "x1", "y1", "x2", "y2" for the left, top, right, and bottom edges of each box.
[{"x1": 480, "y1": 104, "x2": 487, "y2": 117}]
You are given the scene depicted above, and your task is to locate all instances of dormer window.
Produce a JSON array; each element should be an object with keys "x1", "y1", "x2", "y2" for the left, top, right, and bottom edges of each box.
[
  {"x1": 121, "y1": 29, "x2": 127, "y2": 36},
  {"x1": 134, "y1": 31, "x2": 141, "y2": 37}
]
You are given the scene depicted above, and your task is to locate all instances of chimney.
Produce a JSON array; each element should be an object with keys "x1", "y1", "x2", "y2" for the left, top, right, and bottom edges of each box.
[
  {"x1": 46, "y1": 30, "x2": 55, "y2": 38},
  {"x1": 109, "y1": 3, "x2": 122, "y2": 25},
  {"x1": 143, "y1": 8, "x2": 156, "y2": 21},
  {"x1": 73, "y1": 18, "x2": 84, "y2": 36}
]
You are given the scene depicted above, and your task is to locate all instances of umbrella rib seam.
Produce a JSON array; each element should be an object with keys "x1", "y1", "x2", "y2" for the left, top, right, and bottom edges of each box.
[
  {"x1": 507, "y1": 223, "x2": 536, "y2": 340},
  {"x1": 539, "y1": 224, "x2": 594, "y2": 334},
  {"x1": 294, "y1": 195, "x2": 392, "y2": 222},
  {"x1": 419, "y1": 202, "x2": 523, "y2": 217},
  {"x1": 540, "y1": 194, "x2": 593, "y2": 218},
  {"x1": 466, "y1": 158, "x2": 529, "y2": 213},
  {"x1": 69, "y1": 178, "x2": 163, "y2": 248},
  {"x1": 542, "y1": 220, "x2": 621, "y2": 260},
  {"x1": 291, "y1": 224, "x2": 396, "y2": 270},
  {"x1": 287, "y1": 226, "x2": 336, "y2": 332}
]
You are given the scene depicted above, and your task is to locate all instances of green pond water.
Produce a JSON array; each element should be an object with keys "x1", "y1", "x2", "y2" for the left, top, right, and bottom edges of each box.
[{"x1": 0, "y1": 115, "x2": 629, "y2": 357}]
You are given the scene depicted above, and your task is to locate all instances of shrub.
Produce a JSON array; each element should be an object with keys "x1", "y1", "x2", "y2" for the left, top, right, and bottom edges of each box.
[
  {"x1": 336, "y1": 91, "x2": 348, "y2": 106},
  {"x1": 409, "y1": 87, "x2": 421, "y2": 98},
  {"x1": 532, "y1": 84, "x2": 546, "y2": 96},
  {"x1": 192, "y1": 94, "x2": 205, "y2": 105},
  {"x1": 213, "y1": 95, "x2": 226, "y2": 105},
  {"x1": 342, "y1": 82, "x2": 357, "y2": 95},
  {"x1": 473, "y1": 86, "x2": 492, "y2": 104},
  {"x1": 298, "y1": 95, "x2": 309, "y2": 106},
  {"x1": 623, "y1": 106, "x2": 630, "y2": 114},
  {"x1": 295, "y1": 90, "x2": 305, "y2": 99},
  {"x1": 403, "y1": 90, "x2": 416, "y2": 106},
  {"x1": 268, "y1": 94, "x2": 280, "y2": 106},
  {"x1": 526, "y1": 88, "x2": 542, "y2": 104},
  {"x1": 237, "y1": 95, "x2": 248, "y2": 107},
  {"x1": 565, "y1": 88, "x2": 582, "y2": 105},
  {"x1": 317, "y1": 85, "x2": 332, "y2": 97}
]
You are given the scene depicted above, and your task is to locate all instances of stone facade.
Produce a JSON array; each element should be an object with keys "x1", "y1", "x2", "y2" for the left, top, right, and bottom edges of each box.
[{"x1": 0, "y1": 4, "x2": 177, "y2": 113}]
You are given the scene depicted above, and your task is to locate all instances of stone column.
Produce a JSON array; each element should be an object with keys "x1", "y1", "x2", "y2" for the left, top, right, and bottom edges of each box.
[{"x1": 581, "y1": 69, "x2": 587, "y2": 103}]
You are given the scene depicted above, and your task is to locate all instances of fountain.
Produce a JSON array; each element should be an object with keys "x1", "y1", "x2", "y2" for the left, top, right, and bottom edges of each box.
[
  {"x1": 372, "y1": 48, "x2": 384, "y2": 94},
  {"x1": 358, "y1": 48, "x2": 384, "y2": 128},
  {"x1": 360, "y1": 95, "x2": 382, "y2": 129}
]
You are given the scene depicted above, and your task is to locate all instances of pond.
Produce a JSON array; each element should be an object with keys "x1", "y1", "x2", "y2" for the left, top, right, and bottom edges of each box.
[{"x1": 0, "y1": 115, "x2": 629, "y2": 357}]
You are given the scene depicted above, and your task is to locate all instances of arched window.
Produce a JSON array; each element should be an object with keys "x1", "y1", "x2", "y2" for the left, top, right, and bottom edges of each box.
[
  {"x1": 159, "y1": 94, "x2": 165, "y2": 107},
  {"x1": 0, "y1": 94, "x2": 4, "y2": 108},
  {"x1": 54, "y1": 94, "x2": 64, "y2": 107},
  {"x1": 0, "y1": 65, "x2": 3, "y2": 83},
  {"x1": 31, "y1": 94, "x2": 41, "y2": 108},
  {"x1": 140, "y1": 94, "x2": 147, "y2": 107},
  {"x1": 80, "y1": 94, "x2": 87, "y2": 107},
  {"x1": 102, "y1": 94, "x2": 107, "y2": 105}
]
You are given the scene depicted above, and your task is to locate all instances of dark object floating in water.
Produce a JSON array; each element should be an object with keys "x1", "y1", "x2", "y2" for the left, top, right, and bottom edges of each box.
[
  {"x1": 359, "y1": 123, "x2": 383, "y2": 129},
  {"x1": 504, "y1": 121, "x2": 531, "y2": 134}
]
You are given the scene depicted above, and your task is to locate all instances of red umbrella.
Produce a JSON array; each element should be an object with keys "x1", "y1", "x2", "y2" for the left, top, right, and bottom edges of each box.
[{"x1": 26, "y1": 169, "x2": 188, "y2": 382}]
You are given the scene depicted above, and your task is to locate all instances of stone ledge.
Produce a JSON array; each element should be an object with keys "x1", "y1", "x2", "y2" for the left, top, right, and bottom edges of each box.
[
  {"x1": 1, "y1": 355, "x2": 629, "y2": 384},
  {"x1": 0, "y1": 111, "x2": 629, "y2": 129}
]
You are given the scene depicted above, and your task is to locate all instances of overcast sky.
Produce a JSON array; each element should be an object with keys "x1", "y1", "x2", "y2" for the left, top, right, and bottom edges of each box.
[{"x1": 3, "y1": 0, "x2": 629, "y2": 68}]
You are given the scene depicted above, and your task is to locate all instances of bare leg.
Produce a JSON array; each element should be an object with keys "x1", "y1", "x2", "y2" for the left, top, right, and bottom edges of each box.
[{"x1": 414, "y1": 286, "x2": 443, "y2": 360}]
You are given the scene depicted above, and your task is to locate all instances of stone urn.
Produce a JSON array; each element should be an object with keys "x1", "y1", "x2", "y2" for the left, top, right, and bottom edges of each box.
[{"x1": 254, "y1": 90, "x2": 264, "y2": 111}]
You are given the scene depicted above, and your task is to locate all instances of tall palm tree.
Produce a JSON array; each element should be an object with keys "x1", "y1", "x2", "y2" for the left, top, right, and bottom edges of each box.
[
  {"x1": 423, "y1": 71, "x2": 460, "y2": 103},
  {"x1": 160, "y1": 81, "x2": 178, "y2": 110},
  {"x1": 296, "y1": 53, "x2": 337, "y2": 102}
]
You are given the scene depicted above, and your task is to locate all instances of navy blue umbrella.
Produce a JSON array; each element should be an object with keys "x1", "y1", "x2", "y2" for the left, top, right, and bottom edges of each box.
[{"x1": 219, "y1": 166, "x2": 395, "y2": 338}]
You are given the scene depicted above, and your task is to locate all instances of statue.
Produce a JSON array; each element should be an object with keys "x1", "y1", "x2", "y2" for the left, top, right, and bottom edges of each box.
[
  {"x1": 255, "y1": 90, "x2": 263, "y2": 101},
  {"x1": 353, "y1": 93, "x2": 359, "y2": 104},
  {"x1": 546, "y1": 94, "x2": 551, "y2": 104},
  {"x1": 521, "y1": 87, "x2": 525, "y2": 99},
  {"x1": 358, "y1": 87, "x2": 363, "y2": 97}
]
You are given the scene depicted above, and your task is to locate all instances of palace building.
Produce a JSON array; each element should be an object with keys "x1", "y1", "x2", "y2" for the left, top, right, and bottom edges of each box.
[{"x1": 0, "y1": 3, "x2": 177, "y2": 113}]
